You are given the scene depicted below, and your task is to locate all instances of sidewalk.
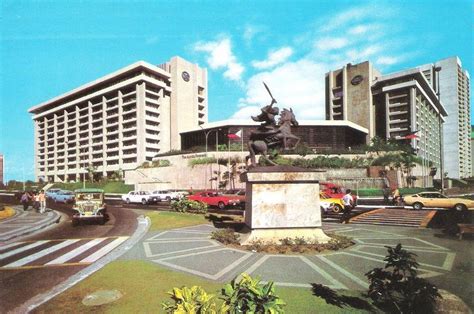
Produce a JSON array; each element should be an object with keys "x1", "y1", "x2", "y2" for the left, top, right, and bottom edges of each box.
[
  {"x1": 0, "y1": 206, "x2": 61, "y2": 242},
  {"x1": 119, "y1": 222, "x2": 473, "y2": 310}
]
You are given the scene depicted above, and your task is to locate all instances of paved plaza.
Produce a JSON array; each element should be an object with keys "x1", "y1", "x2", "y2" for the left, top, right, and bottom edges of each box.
[{"x1": 120, "y1": 222, "x2": 473, "y2": 308}]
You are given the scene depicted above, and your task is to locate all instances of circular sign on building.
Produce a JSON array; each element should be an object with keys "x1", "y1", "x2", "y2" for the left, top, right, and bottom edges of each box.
[
  {"x1": 181, "y1": 71, "x2": 190, "y2": 82},
  {"x1": 351, "y1": 75, "x2": 364, "y2": 85}
]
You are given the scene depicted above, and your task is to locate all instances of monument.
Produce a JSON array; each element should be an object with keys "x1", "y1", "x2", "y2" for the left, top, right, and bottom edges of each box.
[{"x1": 240, "y1": 82, "x2": 330, "y2": 244}]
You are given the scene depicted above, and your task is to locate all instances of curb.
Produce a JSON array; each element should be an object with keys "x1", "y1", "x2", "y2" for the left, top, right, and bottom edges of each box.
[
  {"x1": 0, "y1": 205, "x2": 22, "y2": 222},
  {"x1": 0, "y1": 208, "x2": 61, "y2": 242},
  {"x1": 15, "y1": 215, "x2": 151, "y2": 313}
]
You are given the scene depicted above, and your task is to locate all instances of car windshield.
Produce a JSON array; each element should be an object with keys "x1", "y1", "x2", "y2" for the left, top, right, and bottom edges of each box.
[{"x1": 75, "y1": 193, "x2": 102, "y2": 201}]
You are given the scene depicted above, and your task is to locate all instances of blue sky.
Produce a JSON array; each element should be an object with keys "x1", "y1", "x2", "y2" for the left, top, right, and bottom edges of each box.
[{"x1": 0, "y1": 0, "x2": 472, "y2": 181}]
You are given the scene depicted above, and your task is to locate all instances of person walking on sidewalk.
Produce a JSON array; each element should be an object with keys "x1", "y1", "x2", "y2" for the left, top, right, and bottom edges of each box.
[
  {"x1": 21, "y1": 192, "x2": 30, "y2": 211},
  {"x1": 38, "y1": 190, "x2": 46, "y2": 214},
  {"x1": 340, "y1": 189, "x2": 353, "y2": 224}
]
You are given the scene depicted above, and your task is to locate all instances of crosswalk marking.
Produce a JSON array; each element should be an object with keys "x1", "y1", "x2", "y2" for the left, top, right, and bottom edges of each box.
[
  {"x1": 80, "y1": 236, "x2": 128, "y2": 263},
  {"x1": 0, "y1": 236, "x2": 129, "y2": 269},
  {"x1": 0, "y1": 241, "x2": 25, "y2": 251},
  {"x1": 0, "y1": 240, "x2": 49, "y2": 260},
  {"x1": 4, "y1": 239, "x2": 80, "y2": 268},
  {"x1": 46, "y1": 238, "x2": 107, "y2": 265}
]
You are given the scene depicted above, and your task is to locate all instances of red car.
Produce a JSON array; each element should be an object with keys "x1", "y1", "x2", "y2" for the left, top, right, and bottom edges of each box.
[
  {"x1": 320, "y1": 182, "x2": 357, "y2": 207},
  {"x1": 187, "y1": 191, "x2": 241, "y2": 210}
]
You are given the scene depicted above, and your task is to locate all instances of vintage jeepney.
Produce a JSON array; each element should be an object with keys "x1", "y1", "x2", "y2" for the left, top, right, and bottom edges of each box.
[{"x1": 72, "y1": 188, "x2": 107, "y2": 226}]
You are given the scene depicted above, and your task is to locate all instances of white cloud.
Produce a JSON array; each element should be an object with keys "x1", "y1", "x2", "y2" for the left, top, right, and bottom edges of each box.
[
  {"x1": 232, "y1": 59, "x2": 327, "y2": 120},
  {"x1": 315, "y1": 37, "x2": 349, "y2": 51},
  {"x1": 201, "y1": 5, "x2": 413, "y2": 122},
  {"x1": 376, "y1": 56, "x2": 399, "y2": 66},
  {"x1": 320, "y1": 7, "x2": 368, "y2": 32},
  {"x1": 194, "y1": 37, "x2": 244, "y2": 81},
  {"x1": 251, "y1": 47, "x2": 294, "y2": 69}
]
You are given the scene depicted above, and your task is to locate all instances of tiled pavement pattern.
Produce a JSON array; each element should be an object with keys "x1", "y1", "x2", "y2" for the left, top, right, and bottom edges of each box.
[
  {"x1": 0, "y1": 207, "x2": 60, "y2": 242},
  {"x1": 141, "y1": 224, "x2": 455, "y2": 289},
  {"x1": 0, "y1": 236, "x2": 128, "y2": 270}
]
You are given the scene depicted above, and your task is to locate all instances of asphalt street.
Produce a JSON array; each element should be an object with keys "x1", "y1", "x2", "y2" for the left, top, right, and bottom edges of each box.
[{"x1": 0, "y1": 198, "x2": 138, "y2": 313}]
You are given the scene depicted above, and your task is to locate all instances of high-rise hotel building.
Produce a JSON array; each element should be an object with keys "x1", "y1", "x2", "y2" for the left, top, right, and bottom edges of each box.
[
  {"x1": 28, "y1": 56, "x2": 207, "y2": 182},
  {"x1": 419, "y1": 57, "x2": 471, "y2": 179},
  {"x1": 326, "y1": 61, "x2": 448, "y2": 173}
]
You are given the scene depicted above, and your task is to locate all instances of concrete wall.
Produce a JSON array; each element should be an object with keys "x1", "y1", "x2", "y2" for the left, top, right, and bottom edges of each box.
[{"x1": 124, "y1": 151, "x2": 384, "y2": 191}]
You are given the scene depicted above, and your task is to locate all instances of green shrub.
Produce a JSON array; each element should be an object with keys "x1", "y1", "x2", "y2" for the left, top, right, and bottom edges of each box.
[
  {"x1": 247, "y1": 239, "x2": 267, "y2": 252},
  {"x1": 171, "y1": 199, "x2": 208, "y2": 214},
  {"x1": 357, "y1": 188, "x2": 384, "y2": 197},
  {"x1": 152, "y1": 159, "x2": 171, "y2": 167},
  {"x1": 221, "y1": 273, "x2": 286, "y2": 314},
  {"x1": 189, "y1": 157, "x2": 218, "y2": 167},
  {"x1": 211, "y1": 228, "x2": 240, "y2": 245},
  {"x1": 162, "y1": 285, "x2": 221, "y2": 313},
  {"x1": 365, "y1": 244, "x2": 440, "y2": 313}
]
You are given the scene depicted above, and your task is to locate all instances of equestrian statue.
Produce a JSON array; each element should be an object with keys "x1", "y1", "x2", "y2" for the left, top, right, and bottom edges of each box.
[{"x1": 246, "y1": 82, "x2": 300, "y2": 167}]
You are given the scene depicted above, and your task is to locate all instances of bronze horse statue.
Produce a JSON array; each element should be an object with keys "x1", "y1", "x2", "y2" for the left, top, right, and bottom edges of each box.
[{"x1": 246, "y1": 108, "x2": 300, "y2": 167}]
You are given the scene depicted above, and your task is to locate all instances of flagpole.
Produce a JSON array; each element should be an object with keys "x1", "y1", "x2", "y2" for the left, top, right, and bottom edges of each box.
[{"x1": 241, "y1": 129, "x2": 243, "y2": 152}]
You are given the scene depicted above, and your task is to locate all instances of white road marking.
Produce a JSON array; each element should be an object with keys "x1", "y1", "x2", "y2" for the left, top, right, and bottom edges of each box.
[
  {"x1": 4, "y1": 239, "x2": 80, "y2": 267},
  {"x1": 46, "y1": 238, "x2": 108, "y2": 265},
  {"x1": 300, "y1": 256, "x2": 347, "y2": 289},
  {"x1": 0, "y1": 241, "x2": 25, "y2": 252},
  {"x1": 316, "y1": 255, "x2": 369, "y2": 289},
  {"x1": 0, "y1": 240, "x2": 49, "y2": 260},
  {"x1": 80, "y1": 236, "x2": 128, "y2": 263}
]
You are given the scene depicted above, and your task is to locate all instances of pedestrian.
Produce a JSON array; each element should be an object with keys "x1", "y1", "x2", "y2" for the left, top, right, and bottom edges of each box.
[
  {"x1": 33, "y1": 192, "x2": 40, "y2": 212},
  {"x1": 21, "y1": 191, "x2": 30, "y2": 211},
  {"x1": 383, "y1": 186, "x2": 390, "y2": 205},
  {"x1": 341, "y1": 189, "x2": 353, "y2": 224},
  {"x1": 38, "y1": 190, "x2": 46, "y2": 213}
]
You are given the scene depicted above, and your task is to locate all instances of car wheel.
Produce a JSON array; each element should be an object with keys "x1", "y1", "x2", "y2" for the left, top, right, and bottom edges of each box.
[
  {"x1": 217, "y1": 201, "x2": 226, "y2": 210},
  {"x1": 332, "y1": 204, "x2": 343, "y2": 213},
  {"x1": 126, "y1": 198, "x2": 131, "y2": 204},
  {"x1": 141, "y1": 198, "x2": 147, "y2": 205},
  {"x1": 413, "y1": 202, "x2": 423, "y2": 210},
  {"x1": 166, "y1": 196, "x2": 171, "y2": 202},
  {"x1": 454, "y1": 203, "x2": 467, "y2": 212}
]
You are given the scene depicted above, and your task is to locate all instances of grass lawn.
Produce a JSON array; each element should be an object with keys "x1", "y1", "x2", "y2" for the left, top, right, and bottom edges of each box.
[
  {"x1": 0, "y1": 206, "x2": 15, "y2": 220},
  {"x1": 146, "y1": 211, "x2": 210, "y2": 231},
  {"x1": 34, "y1": 260, "x2": 375, "y2": 313}
]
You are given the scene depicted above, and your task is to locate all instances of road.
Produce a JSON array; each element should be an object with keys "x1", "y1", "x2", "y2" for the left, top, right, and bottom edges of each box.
[
  {"x1": 0, "y1": 197, "x2": 138, "y2": 313},
  {"x1": 0, "y1": 194, "x2": 377, "y2": 312}
]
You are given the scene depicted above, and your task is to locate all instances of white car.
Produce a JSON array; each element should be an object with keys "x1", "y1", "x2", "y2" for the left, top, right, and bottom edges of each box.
[
  {"x1": 150, "y1": 190, "x2": 180, "y2": 202},
  {"x1": 121, "y1": 191, "x2": 154, "y2": 205}
]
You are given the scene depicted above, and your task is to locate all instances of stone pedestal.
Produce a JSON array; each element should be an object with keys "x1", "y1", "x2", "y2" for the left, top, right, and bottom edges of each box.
[{"x1": 239, "y1": 166, "x2": 330, "y2": 244}]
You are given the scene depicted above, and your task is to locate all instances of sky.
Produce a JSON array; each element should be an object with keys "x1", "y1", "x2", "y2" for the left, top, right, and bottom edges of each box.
[{"x1": 0, "y1": 0, "x2": 472, "y2": 181}]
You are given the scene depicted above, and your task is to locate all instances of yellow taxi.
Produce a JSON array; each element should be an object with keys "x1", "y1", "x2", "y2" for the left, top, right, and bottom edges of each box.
[
  {"x1": 404, "y1": 192, "x2": 474, "y2": 211},
  {"x1": 319, "y1": 192, "x2": 345, "y2": 213}
]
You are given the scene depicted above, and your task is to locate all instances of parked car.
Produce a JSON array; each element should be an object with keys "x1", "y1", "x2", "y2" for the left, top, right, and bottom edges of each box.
[
  {"x1": 404, "y1": 192, "x2": 474, "y2": 211},
  {"x1": 168, "y1": 189, "x2": 190, "y2": 199},
  {"x1": 72, "y1": 188, "x2": 107, "y2": 226},
  {"x1": 222, "y1": 189, "x2": 246, "y2": 208},
  {"x1": 319, "y1": 192, "x2": 344, "y2": 213},
  {"x1": 150, "y1": 190, "x2": 181, "y2": 202},
  {"x1": 121, "y1": 191, "x2": 154, "y2": 204},
  {"x1": 45, "y1": 188, "x2": 62, "y2": 199},
  {"x1": 187, "y1": 191, "x2": 241, "y2": 210},
  {"x1": 320, "y1": 182, "x2": 357, "y2": 207},
  {"x1": 51, "y1": 190, "x2": 75, "y2": 203}
]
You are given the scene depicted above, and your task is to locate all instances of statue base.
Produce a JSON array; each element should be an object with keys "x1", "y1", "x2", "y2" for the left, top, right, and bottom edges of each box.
[{"x1": 239, "y1": 166, "x2": 330, "y2": 245}]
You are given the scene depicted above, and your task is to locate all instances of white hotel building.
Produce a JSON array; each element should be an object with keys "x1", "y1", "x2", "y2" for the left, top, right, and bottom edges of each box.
[{"x1": 28, "y1": 57, "x2": 207, "y2": 182}]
